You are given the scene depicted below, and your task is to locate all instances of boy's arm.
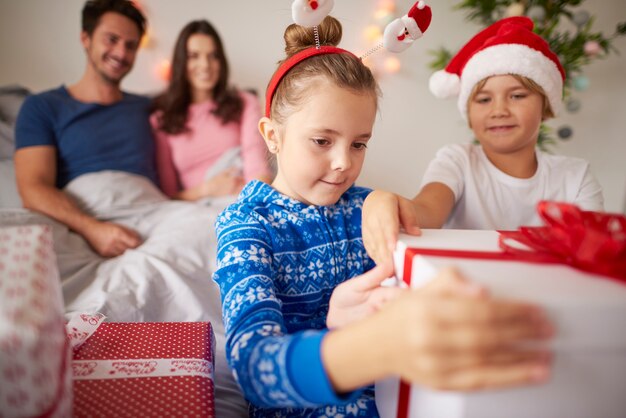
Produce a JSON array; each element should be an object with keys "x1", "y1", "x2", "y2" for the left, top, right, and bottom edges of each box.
[
  {"x1": 362, "y1": 183, "x2": 455, "y2": 265},
  {"x1": 14, "y1": 146, "x2": 141, "y2": 257},
  {"x1": 411, "y1": 182, "x2": 456, "y2": 228}
]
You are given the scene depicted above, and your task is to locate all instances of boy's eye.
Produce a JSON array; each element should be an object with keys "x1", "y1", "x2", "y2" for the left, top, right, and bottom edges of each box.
[{"x1": 352, "y1": 142, "x2": 368, "y2": 150}]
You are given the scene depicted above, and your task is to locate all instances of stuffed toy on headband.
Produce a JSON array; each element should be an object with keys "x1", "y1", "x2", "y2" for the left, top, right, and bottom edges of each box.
[
  {"x1": 429, "y1": 16, "x2": 566, "y2": 120},
  {"x1": 383, "y1": 1, "x2": 432, "y2": 53},
  {"x1": 292, "y1": 0, "x2": 335, "y2": 27}
]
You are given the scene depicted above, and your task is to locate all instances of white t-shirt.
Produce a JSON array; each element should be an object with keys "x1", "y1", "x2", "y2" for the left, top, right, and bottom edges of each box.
[{"x1": 420, "y1": 143, "x2": 604, "y2": 230}]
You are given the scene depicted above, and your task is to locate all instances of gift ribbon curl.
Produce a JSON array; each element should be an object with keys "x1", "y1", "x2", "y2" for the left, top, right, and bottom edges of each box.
[{"x1": 498, "y1": 201, "x2": 626, "y2": 282}]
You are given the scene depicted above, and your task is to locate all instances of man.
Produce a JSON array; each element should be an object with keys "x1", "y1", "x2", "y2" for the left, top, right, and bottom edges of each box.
[{"x1": 14, "y1": 0, "x2": 154, "y2": 257}]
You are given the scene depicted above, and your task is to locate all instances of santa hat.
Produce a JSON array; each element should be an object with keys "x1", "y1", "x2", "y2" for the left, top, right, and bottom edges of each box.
[
  {"x1": 402, "y1": 1, "x2": 432, "y2": 39},
  {"x1": 429, "y1": 16, "x2": 565, "y2": 120}
]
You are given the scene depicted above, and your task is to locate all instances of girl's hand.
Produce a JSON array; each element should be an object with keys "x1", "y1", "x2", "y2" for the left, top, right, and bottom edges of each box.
[
  {"x1": 382, "y1": 268, "x2": 553, "y2": 391},
  {"x1": 362, "y1": 190, "x2": 421, "y2": 265},
  {"x1": 327, "y1": 262, "x2": 402, "y2": 329}
]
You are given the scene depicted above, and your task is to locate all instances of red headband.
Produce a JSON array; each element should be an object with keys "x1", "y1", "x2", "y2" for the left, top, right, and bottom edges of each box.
[{"x1": 264, "y1": 45, "x2": 356, "y2": 117}]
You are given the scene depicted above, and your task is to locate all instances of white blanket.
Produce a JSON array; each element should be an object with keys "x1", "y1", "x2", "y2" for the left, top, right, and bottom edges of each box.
[{"x1": 0, "y1": 171, "x2": 247, "y2": 417}]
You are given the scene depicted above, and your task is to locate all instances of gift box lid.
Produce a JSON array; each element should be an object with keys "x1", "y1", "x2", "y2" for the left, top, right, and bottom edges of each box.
[{"x1": 394, "y1": 230, "x2": 626, "y2": 351}]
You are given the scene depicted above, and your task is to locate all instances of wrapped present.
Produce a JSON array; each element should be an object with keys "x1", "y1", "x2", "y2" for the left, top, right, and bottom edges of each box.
[
  {"x1": 0, "y1": 224, "x2": 72, "y2": 417},
  {"x1": 376, "y1": 203, "x2": 626, "y2": 418},
  {"x1": 72, "y1": 321, "x2": 216, "y2": 418}
]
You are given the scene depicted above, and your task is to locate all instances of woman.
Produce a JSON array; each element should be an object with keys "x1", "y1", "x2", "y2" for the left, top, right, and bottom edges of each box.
[{"x1": 151, "y1": 20, "x2": 272, "y2": 200}]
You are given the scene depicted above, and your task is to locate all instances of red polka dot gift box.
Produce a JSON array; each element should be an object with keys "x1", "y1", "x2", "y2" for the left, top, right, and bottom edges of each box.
[
  {"x1": 72, "y1": 321, "x2": 216, "y2": 418},
  {"x1": 0, "y1": 224, "x2": 72, "y2": 417}
]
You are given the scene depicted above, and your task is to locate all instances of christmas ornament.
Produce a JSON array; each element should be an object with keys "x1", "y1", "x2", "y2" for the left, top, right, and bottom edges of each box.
[
  {"x1": 573, "y1": 75, "x2": 589, "y2": 91},
  {"x1": 584, "y1": 40, "x2": 601, "y2": 57},
  {"x1": 429, "y1": 17, "x2": 565, "y2": 120},
  {"x1": 572, "y1": 10, "x2": 591, "y2": 27},
  {"x1": 566, "y1": 98, "x2": 581, "y2": 113},
  {"x1": 557, "y1": 126, "x2": 573, "y2": 140},
  {"x1": 526, "y1": 6, "x2": 546, "y2": 22}
]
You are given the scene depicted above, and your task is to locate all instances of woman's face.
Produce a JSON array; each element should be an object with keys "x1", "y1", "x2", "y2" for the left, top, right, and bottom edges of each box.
[{"x1": 186, "y1": 33, "x2": 220, "y2": 102}]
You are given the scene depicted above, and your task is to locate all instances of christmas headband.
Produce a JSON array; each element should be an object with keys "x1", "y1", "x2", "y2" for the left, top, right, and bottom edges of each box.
[{"x1": 265, "y1": 0, "x2": 433, "y2": 117}]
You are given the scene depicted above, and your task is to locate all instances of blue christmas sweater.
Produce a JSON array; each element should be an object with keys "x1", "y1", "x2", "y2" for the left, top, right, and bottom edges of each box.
[{"x1": 214, "y1": 180, "x2": 378, "y2": 417}]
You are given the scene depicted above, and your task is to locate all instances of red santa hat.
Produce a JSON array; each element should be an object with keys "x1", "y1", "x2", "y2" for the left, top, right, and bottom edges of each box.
[{"x1": 429, "y1": 16, "x2": 566, "y2": 120}]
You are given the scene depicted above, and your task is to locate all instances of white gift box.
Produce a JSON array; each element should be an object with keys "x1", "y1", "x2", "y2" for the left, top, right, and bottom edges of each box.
[
  {"x1": 376, "y1": 229, "x2": 626, "y2": 418},
  {"x1": 0, "y1": 224, "x2": 72, "y2": 417}
]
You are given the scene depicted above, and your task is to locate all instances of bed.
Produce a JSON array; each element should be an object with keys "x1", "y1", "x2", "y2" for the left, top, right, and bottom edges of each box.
[{"x1": 0, "y1": 86, "x2": 248, "y2": 417}]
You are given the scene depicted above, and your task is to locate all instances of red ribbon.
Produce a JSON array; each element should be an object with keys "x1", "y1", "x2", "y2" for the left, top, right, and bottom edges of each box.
[{"x1": 498, "y1": 201, "x2": 626, "y2": 282}]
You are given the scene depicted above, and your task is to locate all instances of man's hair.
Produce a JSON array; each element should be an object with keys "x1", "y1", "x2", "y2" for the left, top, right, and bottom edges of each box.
[{"x1": 82, "y1": 0, "x2": 146, "y2": 37}]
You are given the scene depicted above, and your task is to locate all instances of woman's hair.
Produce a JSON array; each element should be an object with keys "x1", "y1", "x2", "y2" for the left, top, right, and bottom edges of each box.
[
  {"x1": 153, "y1": 20, "x2": 243, "y2": 135},
  {"x1": 470, "y1": 74, "x2": 555, "y2": 119},
  {"x1": 269, "y1": 16, "x2": 380, "y2": 125}
]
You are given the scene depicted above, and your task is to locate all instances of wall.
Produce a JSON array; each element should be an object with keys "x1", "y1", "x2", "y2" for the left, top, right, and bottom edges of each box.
[{"x1": 1, "y1": 0, "x2": 624, "y2": 212}]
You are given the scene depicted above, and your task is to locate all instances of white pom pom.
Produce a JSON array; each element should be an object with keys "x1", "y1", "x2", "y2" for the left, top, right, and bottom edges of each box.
[{"x1": 429, "y1": 70, "x2": 461, "y2": 98}]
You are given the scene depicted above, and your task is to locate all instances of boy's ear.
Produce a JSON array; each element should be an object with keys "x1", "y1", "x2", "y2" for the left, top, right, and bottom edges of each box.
[
  {"x1": 80, "y1": 31, "x2": 91, "y2": 50},
  {"x1": 259, "y1": 116, "x2": 279, "y2": 154}
]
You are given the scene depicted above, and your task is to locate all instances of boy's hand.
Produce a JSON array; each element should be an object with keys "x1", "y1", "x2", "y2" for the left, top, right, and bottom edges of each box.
[
  {"x1": 362, "y1": 190, "x2": 421, "y2": 265},
  {"x1": 327, "y1": 262, "x2": 403, "y2": 329}
]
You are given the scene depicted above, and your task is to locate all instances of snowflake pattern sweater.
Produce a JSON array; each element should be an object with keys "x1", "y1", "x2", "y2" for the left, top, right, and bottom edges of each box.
[{"x1": 214, "y1": 180, "x2": 378, "y2": 417}]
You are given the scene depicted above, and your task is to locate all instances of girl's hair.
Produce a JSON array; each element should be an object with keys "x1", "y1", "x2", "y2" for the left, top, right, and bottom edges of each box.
[
  {"x1": 470, "y1": 74, "x2": 555, "y2": 119},
  {"x1": 152, "y1": 20, "x2": 243, "y2": 135},
  {"x1": 270, "y1": 15, "x2": 380, "y2": 124}
]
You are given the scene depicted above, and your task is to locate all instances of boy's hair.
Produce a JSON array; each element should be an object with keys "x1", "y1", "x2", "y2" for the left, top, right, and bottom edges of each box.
[
  {"x1": 470, "y1": 74, "x2": 555, "y2": 120},
  {"x1": 269, "y1": 16, "x2": 380, "y2": 125},
  {"x1": 82, "y1": 0, "x2": 146, "y2": 37}
]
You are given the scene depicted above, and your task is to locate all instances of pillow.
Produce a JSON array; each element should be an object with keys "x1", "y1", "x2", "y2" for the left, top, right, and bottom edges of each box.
[
  {"x1": 0, "y1": 159, "x2": 21, "y2": 208},
  {"x1": 0, "y1": 85, "x2": 30, "y2": 124},
  {"x1": 0, "y1": 85, "x2": 30, "y2": 160}
]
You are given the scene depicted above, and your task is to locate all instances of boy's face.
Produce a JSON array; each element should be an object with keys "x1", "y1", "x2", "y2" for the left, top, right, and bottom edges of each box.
[
  {"x1": 81, "y1": 12, "x2": 141, "y2": 85},
  {"x1": 468, "y1": 74, "x2": 543, "y2": 158},
  {"x1": 266, "y1": 81, "x2": 376, "y2": 206}
]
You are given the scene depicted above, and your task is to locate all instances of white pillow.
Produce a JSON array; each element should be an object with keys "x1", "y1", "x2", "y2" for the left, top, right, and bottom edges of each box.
[{"x1": 0, "y1": 159, "x2": 21, "y2": 208}]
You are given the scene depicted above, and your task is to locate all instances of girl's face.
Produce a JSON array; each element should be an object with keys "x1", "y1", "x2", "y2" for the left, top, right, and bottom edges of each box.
[
  {"x1": 186, "y1": 33, "x2": 220, "y2": 103},
  {"x1": 468, "y1": 74, "x2": 543, "y2": 158},
  {"x1": 264, "y1": 81, "x2": 377, "y2": 206}
]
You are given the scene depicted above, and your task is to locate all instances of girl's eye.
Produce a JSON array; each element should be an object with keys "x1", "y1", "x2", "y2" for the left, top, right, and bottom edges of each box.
[
  {"x1": 512, "y1": 93, "x2": 528, "y2": 100},
  {"x1": 352, "y1": 142, "x2": 368, "y2": 150},
  {"x1": 475, "y1": 96, "x2": 490, "y2": 104},
  {"x1": 312, "y1": 138, "x2": 330, "y2": 146}
]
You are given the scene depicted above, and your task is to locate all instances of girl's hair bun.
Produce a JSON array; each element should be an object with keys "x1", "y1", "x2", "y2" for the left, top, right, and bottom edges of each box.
[{"x1": 283, "y1": 16, "x2": 342, "y2": 57}]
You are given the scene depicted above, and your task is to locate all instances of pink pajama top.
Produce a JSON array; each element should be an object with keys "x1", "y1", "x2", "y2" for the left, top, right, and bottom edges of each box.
[{"x1": 150, "y1": 90, "x2": 271, "y2": 197}]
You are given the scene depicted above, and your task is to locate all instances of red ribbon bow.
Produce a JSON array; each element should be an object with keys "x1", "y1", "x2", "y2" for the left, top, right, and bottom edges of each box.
[{"x1": 498, "y1": 201, "x2": 626, "y2": 282}]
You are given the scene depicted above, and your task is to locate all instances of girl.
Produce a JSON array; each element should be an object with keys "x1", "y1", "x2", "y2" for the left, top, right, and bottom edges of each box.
[
  {"x1": 363, "y1": 16, "x2": 604, "y2": 264},
  {"x1": 214, "y1": 15, "x2": 552, "y2": 417},
  {"x1": 151, "y1": 20, "x2": 272, "y2": 201}
]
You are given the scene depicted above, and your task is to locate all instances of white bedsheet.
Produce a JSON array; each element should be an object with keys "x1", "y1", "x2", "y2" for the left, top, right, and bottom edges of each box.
[{"x1": 0, "y1": 171, "x2": 247, "y2": 417}]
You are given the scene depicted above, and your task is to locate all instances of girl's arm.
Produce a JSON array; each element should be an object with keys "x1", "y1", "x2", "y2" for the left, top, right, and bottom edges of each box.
[
  {"x1": 322, "y1": 268, "x2": 553, "y2": 393},
  {"x1": 151, "y1": 114, "x2": 181, "y2": 199}
]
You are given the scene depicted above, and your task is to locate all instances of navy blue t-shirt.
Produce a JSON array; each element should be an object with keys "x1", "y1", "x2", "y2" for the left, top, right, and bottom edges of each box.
[{"x1": 15, "y1": 86, "x2": 157, "y2": 188}]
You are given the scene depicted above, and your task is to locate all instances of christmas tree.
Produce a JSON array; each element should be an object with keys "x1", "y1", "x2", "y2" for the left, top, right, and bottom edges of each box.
[{"x1": 429, "y1": 0, "x2": 626, "y2": 148}]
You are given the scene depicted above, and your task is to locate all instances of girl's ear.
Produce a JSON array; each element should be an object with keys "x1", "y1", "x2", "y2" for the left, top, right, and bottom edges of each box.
[{"x1": 259, "y1": 117, "x2": 279, "y2": 154}]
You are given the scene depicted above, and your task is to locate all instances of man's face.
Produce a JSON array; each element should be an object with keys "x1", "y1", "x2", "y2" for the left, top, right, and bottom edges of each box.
[{"x1": 81, "y1": 12, "x2": 141, "y2": 85}]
